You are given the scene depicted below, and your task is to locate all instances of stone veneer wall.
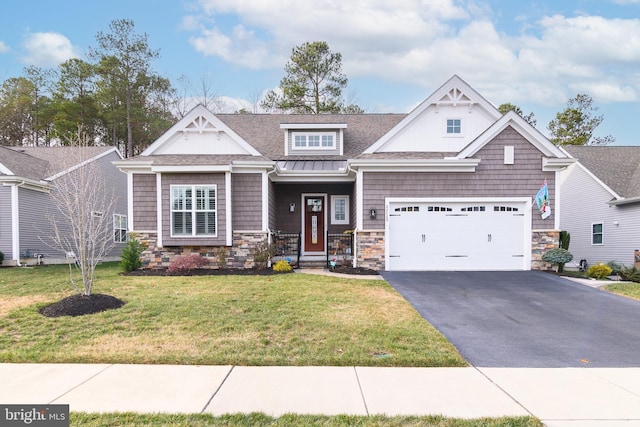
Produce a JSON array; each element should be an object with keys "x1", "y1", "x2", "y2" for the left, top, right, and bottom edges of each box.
[
  {"x1": 135, "y1": 231, "x2": 269, "y2": 269},
  {"x1": 355, "y1": 229, "x2": 560, "y2": 272},
  {"x1": 531, "y1": 230, "x2": 560, "y2": 270},
  {"x1": 355, "y1": 230, "x2": 385, "y2": 271}
]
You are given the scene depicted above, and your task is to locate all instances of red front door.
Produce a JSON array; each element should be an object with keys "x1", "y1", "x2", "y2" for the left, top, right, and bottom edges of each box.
[{"x1": 304, "y1": 196, "x2": 325, "y2": 252}]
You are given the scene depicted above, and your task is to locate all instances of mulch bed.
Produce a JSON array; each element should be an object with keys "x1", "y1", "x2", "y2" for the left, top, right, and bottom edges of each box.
[
  {"x1": 123, "y1": 266, "x2": 379, "y2": 276},
  {"x1": 39, "y1": 294, "x2": 125, "y2": 318}
]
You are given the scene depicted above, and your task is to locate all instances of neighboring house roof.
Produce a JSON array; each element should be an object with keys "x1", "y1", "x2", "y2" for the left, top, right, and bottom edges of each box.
[
  {"x1": 10, "y1": 146, "x2": 118, "y2": 179},
  {"x1": 0, "y1": 145, "x2": 50, "y2": 180},
  {"x1": 563, "y1": 146, "x2": 640, "y2": 200}
]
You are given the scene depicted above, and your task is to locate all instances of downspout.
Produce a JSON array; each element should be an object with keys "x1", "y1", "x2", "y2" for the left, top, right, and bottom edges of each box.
[
  {"x1": 11, "y1": 182, "x2": 22, "y2": 266},
  {"x1": 346, "y1": 162, "x2": 360, "y2": 268}
]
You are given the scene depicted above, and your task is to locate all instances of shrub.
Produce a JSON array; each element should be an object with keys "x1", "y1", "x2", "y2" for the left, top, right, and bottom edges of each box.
[
  {"x1": 541, "y1": 248, "x2": 573, "y2": 272},
  {"x1": 120, "y1": 236, "x2": 145, "y2": 272},
  {"x1": 167, "y1": 254, "x2": 209, "y2": 274},
  {"x1": 0, "y1": 250, "x2": 4, "y2": 264},
  {"x1": 586, "y1": 263, "x2": 612, "y2": 280},
  {"x1": 273, "y1": 259, "x2": 293, "y2": 273},
  {"x1": 559, "y1": 230, "x2": 571, "y2": 250},
  {"x1": 620, "y1": 266, "x2": 640, "y2": 283},
  {"x1": 215, "y1": 247, "x2": 228, "y2": 269},
  {"x1": 253, "y1": 241, "x2": 276, "y2": 270},
  {"x1": 607, "y1": 261, "x2": 623, "y2": 275}
]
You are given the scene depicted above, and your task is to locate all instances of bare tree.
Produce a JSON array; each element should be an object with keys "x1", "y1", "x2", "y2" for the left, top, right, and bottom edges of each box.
[{"x1": 46, "y1": 130, "x2": 118, "y2": 295}]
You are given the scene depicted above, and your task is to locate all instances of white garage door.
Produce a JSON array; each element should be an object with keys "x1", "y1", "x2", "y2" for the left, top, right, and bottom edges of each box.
[{"x1": 387, "y1": 200, "x2": 528, "y2": 271}]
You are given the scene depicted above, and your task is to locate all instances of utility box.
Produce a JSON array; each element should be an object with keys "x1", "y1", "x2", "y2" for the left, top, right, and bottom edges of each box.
[{"x1": 635, "y1": 250, "x2": 640, "y2": 269}]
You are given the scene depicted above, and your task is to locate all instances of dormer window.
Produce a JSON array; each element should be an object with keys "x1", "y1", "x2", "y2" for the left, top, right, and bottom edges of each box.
[{"x1": 292, "y1": 132, "x2": 335, "y2": 149}]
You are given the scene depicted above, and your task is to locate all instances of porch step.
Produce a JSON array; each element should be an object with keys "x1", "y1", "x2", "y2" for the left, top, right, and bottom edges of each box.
[{"x1": 297, "y1": 260, "x2": 329, "y2": 269}]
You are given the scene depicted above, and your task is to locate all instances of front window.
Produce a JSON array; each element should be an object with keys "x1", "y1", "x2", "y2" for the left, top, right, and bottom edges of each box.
[
  {"x1": 331, "y1": 195, "x2": 349, "y2": 225},
  {"x1": 113, "y1": 214, "x2": 127, "y2": 243},
  {"x1": 446, "y1": 118, "x2": 461, "y2": 134},
  {"x1": 292, "y1": 132, "x2": 335, "y2": 149},
  {"x1": 592, "y1": 223, "x2": 603, "y2": 245},
  {"x1": 171, "y1": 185, "x2": 217, "y2": 237}
]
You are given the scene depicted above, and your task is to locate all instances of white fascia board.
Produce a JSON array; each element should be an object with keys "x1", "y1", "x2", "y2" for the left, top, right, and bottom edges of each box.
[
  {"x1": 542, "y1": 157, "x2": 576, "y2": 171},
  {"x1": 46, "y1": 147, "x2": 121, "y2": 181},
  {"x1": 112, "y1": 160, "x2": 155, "y2": 173},
  {"x1": 349, "y1": 158, "x2": 480, "y2": 172},
  {"x1": 280, "y1": 123, "x2": 348, "y2": 129},
  {"x1": 231, "y1": 160, "x2": 275, "y2": 172},
  {"x1": 150, "y1": 165, "x2": 232, "y2": 173},
  {"x1": 0, "y1": 162, "x2": 14, "y2": 175},
  {"x1": 0, "y1": 177, "x2": 50, "y2": 192},
  {"x1": 270, "y1": 174, "x2": 356, "y2": 183},
  {"x1": 609, "y1": 196, "x2": 640, "y2": 206}
]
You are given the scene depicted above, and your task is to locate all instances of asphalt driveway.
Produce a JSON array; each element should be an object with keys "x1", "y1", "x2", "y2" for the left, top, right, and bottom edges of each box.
[{"x1": 382, "y1": 271, "x2": 640, "y2": 367}]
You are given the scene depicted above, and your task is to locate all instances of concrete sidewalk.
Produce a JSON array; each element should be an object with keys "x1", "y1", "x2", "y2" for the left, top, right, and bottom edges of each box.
[{"x1": 2, "y1": 364, "x2": 640, "y2": 426}]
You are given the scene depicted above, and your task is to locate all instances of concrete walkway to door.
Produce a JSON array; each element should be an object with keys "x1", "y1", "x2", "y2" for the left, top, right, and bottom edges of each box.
[{"x1": 381, "y1": 270, "x2": 640, "y2": 368}]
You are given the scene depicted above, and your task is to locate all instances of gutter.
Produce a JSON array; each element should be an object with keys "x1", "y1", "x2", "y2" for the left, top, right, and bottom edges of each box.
[{"x1": 609, "y1": 196, "x2": 640, "y2": 206}]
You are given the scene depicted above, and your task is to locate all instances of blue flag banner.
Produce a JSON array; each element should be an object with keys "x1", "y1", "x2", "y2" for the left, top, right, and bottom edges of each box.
[{"x1": 535, "y1": 180, "x2": 551, "y2": 219}]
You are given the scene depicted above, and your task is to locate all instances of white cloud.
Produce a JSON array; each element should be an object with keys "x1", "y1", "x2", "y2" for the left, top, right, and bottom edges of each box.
[
  {"x1": 0, "y1": 41, "x2": 9, "y2": 53},
  {"x1": 186, "y1": 0, "x2": 640, "y2": 106},
  {"x1": 20, "y1": 32, "x2": 79, "y2": 67}
]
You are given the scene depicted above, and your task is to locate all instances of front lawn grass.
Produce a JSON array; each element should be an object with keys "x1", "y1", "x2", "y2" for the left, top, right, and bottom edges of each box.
[
  {"x1": 71, "y1": 413, "x2": 543, "y2": 427},
  {"x1": 604, "y1": 282, "x2": 640, "y2": 301},
  {"x1": 0, "y1": 263, "x2": 465, "y2": 367}
]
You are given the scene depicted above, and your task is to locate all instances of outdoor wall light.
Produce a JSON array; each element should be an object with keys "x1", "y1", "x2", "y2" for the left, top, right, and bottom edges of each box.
[
  {"x1": 289, "y1": 203, "x2": 295, "y2": 213},
  {"x1": 369, "y1": 207, "x2": 377, "y2": 219}
]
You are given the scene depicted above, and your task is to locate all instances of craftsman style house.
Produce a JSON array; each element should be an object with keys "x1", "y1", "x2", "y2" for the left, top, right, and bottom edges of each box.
[{"x1": 115, "y1": 75, "x2": 574, "y2": 271}]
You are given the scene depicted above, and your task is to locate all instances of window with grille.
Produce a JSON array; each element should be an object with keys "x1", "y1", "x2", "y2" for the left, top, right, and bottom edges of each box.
[{"x1": 171, "y1": 185, "x2": 217, "y2": 237}]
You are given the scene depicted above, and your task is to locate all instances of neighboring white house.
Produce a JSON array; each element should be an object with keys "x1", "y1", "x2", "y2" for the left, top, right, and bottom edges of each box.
[{"x1": 559, "y1": 146, "x2": 640, "y2": 269}]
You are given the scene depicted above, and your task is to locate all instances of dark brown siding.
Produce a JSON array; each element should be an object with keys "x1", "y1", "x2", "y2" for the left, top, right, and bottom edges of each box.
[
  {"x1": 133, "y1": 174, "x2": 157, "y2": 231},
  {"x1": 363, "y1": 127, "x2": 555, "y2": 230},
  {"x1": 273, "y1": 183, "x2": 354, "y2": 233},
  {"x1": 161, "y1": 173, "x2": 227, "y2": 246},
  {"x1": 232, "y1": 173, "x2": 262, "y2": 230}
]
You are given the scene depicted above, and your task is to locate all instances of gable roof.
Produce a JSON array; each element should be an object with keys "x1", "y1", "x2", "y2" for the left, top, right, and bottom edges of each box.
[
  {"x1": 363, "y1": 75, "x2": 501, "y2": 154},
  {"x1": 563, "y1": 146, "x2": 640, "y2": 199},
  {"x1": 0, "y1": 145, "x2": 50, "y2": 180},
  {"x1": 457, "y1": 111, "x2": 571, "y2": 163}
]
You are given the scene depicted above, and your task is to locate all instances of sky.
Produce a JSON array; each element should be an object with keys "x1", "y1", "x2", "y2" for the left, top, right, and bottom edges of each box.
[{"x1": 1, "y1": 0, "x2": 640, "y2": 145}]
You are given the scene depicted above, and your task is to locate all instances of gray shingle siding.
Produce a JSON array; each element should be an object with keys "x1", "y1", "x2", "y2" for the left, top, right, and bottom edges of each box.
[
  {"x1": 133, "y1": 174, "x2": 158, "y2": 231},
  {"x1": 161, "y1": 173, "x2": 227, "y2": 246},
  {"x1": 362, "y1": 128, "x2": 554, "y2": 230},
  {"x1": 232, "y1": 173, "x2": 262, "y2": 230}
]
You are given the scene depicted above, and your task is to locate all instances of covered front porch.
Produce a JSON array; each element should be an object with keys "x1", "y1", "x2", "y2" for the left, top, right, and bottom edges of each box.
[{"x1": 270, "y1": 182, "x2": 356, "y2": 268}]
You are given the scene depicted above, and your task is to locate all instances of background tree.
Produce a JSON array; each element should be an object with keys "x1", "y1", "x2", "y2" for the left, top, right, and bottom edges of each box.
[
  {"x1": 261, "y1": 41, "x2": 360, "y2": 114},
  {"x1": 498, "y1": 103, "x2": 537, "y2": 126},
  {"x1": 51, "y1": 58, "x2": 100, "y2": 143},
  {"x1": 548, "y1": 94, "x2": 614, "y2": 146},
  {"x1": 90, "y1": 19, "x2": 174, "y2": 156},
  {"x1": 46, "y1": 130, "x2": 118, "y2": 296},
  {"x1": 0, "y1": 77, "x2": 36, "y2": 146}
]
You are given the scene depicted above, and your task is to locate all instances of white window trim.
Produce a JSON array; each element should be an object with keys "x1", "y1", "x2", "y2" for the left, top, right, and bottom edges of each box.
[
  {"x1": 445, "y1": 118, "x2": 464, "y2": 138},
  {"x1": 331, "y1": 195, "x2": 350, "y2": 225},
  {"x1": 170, "y1": 184, "x2": 218, "y2": 238},
  {"x1": 113, "y1": 214, "x2": 128, "y2": 243},
  {"x1": 291, "y1": 131, "x2": 335, "y2": 150},
  {"x1": 591, "y1": 222, "x2": 604, "y2": 245}
]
